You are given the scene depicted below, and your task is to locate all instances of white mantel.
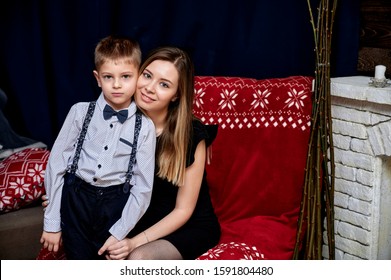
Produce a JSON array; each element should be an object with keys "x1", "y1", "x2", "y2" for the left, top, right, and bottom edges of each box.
[{"x1": 324, "y1": 76, "x2": 391, "y2": 260}]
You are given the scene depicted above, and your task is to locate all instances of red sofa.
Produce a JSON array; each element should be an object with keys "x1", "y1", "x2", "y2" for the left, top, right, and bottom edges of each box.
[{"x1": 1, "y1": 75, "x2": 313, "y2": 260}]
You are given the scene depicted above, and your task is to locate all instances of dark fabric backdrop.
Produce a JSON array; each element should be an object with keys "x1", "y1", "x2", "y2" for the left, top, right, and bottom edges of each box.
[{"x1": 0, "y1": 0, "x2": 360, "y2": 148}]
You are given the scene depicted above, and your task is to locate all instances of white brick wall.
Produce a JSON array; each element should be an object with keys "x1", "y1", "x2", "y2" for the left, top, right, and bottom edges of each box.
[{"x1": 326, "y1": 76, "x2": 391, "y2": 260}]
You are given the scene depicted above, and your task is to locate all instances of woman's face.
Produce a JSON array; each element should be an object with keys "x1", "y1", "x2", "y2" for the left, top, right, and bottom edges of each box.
[{"x1": 135, "y1": 60, "x2": 179, "y2": 118}]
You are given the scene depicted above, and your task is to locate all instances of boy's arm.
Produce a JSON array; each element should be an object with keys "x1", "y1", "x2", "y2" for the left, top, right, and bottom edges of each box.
[
  {"x1": 109, "y1": 117, "x2": 156, "y2": 240},
  {"x1": 43, "y1": 104, "x2": 84, "y2": 232}
]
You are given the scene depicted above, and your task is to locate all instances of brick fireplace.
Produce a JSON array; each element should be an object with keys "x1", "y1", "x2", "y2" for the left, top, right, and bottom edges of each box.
[{"x1": 323, "y1": 76, "x2": 391, "y2": 260}]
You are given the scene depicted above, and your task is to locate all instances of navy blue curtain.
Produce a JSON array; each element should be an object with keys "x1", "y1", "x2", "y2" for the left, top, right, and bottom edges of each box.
[{"x1": 0, "y1": 0, "x2": 360, "y2": 148}]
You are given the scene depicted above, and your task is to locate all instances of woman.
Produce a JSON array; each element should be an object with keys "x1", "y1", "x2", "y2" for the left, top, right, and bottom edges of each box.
[
  {"x1": 98, "y1": 46, "x2": 220, "y2": 260},
  {"x1": 42, "y1": 46, "x2": 220, "y2": 260}
]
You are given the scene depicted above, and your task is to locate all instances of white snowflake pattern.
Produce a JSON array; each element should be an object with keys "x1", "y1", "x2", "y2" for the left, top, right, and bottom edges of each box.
[
  {"x1": 0, "y1": 190, "x2": 12, "y2": 210},
  {"x1": 284, "y1": 88, "x2": 307, "y2": 112},
  {"x1": 193, "y1": 87, "x2": 205, "y2": 109},
  {"x1": 196, "y1": 242, "x2": 264, "y2": 260},
  {"x1": 24, "y1": 192, "x2": 35, "y2": 202},
  {"x1": 218, "y1": 89, "x2": 238, "y2": 111},
  {"x1": 9, "y1": 177, "x2": 30, "y2": 196},
  {"x1": 32, "y1": 186, "x2": 45, "y2": 198},
  {"x1": 250, "y1": 89, "x2": 272, "y2": 110},
  {"x1": 27, "y1": 163, "x2": 45, "y2": 182}
]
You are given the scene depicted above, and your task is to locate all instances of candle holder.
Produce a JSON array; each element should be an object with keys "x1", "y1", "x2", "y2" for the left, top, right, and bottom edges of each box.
[{"x1": 368, "y1": 77, "x2": 391, "y2": 88}]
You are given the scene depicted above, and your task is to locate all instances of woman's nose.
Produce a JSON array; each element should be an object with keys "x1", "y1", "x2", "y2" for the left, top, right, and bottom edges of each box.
[{"x1": 145, "y1": 83, "x2": 154, "y2": 93}]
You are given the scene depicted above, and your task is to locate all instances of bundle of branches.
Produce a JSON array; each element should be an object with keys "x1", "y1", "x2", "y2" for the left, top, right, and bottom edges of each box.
[{"x1": 293, "y1": 0, "x2": 338, "y2": 260}]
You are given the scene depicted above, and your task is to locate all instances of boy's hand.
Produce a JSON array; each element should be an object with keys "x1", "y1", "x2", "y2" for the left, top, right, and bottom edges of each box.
[
  {"x1": 40, "y1": 231, "x2": 62, "y2": 252},
  {"x1": 98, "y1": 235, "x2": 119, "y2": 258}
]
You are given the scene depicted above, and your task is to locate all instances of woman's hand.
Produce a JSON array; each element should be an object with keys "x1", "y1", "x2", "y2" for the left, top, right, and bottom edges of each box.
[
  {"x1": 41, "y1": 194, "x2": 49, "y2": 210},
  {"x1": 101, "y1": 238, "x2": 136, "y2": 260}
]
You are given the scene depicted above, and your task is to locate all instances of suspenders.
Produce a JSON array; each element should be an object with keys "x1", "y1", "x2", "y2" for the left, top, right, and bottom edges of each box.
[
  {"x1": 66, "y1": 101, "x2": 142, "y2": 192},
  {"x1": 123, "y1": 107, "x2": 142, "y2": 193},
  {"x1": 68, "y1": 101, "x2": 96, "y2": 175}
]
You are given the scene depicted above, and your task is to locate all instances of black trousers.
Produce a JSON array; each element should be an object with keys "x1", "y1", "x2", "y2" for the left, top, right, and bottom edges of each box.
[{"x1": 60, "y1": 173, "x2": 130, "y2": 260}]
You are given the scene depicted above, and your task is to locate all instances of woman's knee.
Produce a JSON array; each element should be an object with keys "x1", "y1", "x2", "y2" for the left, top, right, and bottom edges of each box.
[
  {"x1": 126, "y1": 240, "x2": 182, "y2": 260},
  {"x1": 127, "y1": 247, "x2": 151, "y2": 260}
]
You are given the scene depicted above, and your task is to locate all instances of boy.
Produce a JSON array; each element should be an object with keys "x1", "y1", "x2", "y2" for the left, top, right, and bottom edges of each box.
[{"x1": 40, "y1": 36, "x2": 156, "y2": 259}]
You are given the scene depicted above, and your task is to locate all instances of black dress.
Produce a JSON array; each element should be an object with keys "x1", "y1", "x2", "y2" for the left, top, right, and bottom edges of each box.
[{"x1": 128, "y1": 120, "x2": 220, "y2": 259}]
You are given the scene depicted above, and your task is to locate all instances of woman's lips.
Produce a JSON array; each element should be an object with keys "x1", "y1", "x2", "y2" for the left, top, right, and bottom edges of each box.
[{"x1": 140, "y1": 92, "x2": 154, "y2": 103}]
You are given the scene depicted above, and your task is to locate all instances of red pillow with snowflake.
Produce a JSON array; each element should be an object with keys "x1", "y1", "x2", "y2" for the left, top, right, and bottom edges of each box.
[
  {"x1": 197, "y1": 242, "x2": 266, "y2": 260},
  {"x1": 0, "y1": 148, "x2": 49, "y2": 213}
]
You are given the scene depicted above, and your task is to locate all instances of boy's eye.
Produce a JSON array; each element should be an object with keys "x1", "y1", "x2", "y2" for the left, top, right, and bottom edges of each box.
[
  {"x1": 103, "y1": 75, "x2": 112, "y2": 80},
  {"x1": 123, "y1": 74, "x2": 131, "y2": 79}
]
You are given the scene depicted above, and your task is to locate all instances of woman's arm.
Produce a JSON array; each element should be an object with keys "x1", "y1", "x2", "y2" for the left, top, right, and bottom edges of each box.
[{"x1": 136, "y1": 140, "x2": 206, "y2": 245}]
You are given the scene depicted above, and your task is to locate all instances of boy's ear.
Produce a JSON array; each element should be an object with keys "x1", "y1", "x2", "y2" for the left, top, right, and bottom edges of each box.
[{"x1": 93, "y1": 70, "x2": 101, "y2": 87}]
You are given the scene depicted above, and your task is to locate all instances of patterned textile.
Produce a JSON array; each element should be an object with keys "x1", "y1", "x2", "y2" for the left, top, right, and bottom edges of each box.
[
  {"x1": 0, "y1": 148, "x2": 49, "y2": 213},
  {"x1": 36, "y1": 246, "x2": 66, "y2": 260},
  {"x1": 193, "y1": 76, "x2": 311, "y2": 131},
  {"x1": 197, "y1": 242, "x2": 266, "y2": 260}
]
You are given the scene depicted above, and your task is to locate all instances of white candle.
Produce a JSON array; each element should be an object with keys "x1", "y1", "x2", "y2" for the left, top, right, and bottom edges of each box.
[{"x1": 375, "y1": 65, "x2": 386, "y2": 80}]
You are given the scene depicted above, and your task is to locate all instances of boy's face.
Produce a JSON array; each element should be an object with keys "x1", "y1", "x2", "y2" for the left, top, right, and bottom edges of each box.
[{"x1": 93, "y1": 58, "x2": 138, "y2": 110}]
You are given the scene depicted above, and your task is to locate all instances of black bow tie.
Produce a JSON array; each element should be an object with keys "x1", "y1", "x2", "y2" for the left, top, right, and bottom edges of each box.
[{"x1": 103, "y1": 104, "x2": 128, "y2": 124}]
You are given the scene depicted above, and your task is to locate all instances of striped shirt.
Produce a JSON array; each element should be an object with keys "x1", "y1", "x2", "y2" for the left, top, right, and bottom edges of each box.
[{"x1": 43, "y1": 93, "x2": 156, "y2": 240}]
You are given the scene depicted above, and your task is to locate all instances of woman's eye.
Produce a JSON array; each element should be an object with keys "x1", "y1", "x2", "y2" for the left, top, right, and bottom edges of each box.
[
  {"x1": 160, "y1": 82, "x2": 169, "y2": 88},
  {"x1": 143, "y1": 72, "x2": 151, "y2": 79}
]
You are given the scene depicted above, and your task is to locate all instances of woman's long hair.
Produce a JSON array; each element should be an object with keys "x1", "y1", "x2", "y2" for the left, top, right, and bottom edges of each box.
[{"x1": 139, "y1": 47, "x2": 194, "y2": 186}]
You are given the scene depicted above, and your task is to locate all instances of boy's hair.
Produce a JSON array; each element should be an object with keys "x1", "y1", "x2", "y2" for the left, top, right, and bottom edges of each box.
[{"x1": 94, "y1": 35, "x2": 141, "y2": 70}]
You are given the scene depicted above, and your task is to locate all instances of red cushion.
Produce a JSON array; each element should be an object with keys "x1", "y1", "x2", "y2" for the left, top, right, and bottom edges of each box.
[
  {"x1": 0, "y1": 148, "x2": 49, "y2": 213},
  {"x1": 197, "y1": 241, "x2": 266, "y2": 260},
  {"x1": 36, "y1": 246, "x2": 66, "y2": 260},
  {"x1": 193, "y1": 76, "x2": 312, "y2": 259}
]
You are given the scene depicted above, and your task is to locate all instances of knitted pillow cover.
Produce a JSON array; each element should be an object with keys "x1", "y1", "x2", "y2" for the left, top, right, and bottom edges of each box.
[{"x1": 0, "y1": 148, "x2": 49, "y2": 213}]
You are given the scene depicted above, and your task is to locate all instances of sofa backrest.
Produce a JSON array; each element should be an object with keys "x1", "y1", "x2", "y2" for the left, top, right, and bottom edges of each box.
[{"x1": 193, "y1": 76, "x2": 313, "y2": 224}]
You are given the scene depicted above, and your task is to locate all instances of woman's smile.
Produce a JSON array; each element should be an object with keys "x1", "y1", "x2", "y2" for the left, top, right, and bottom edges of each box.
[{"x1": 139, "y1": 91, "x2": 155, "y2": 103}]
